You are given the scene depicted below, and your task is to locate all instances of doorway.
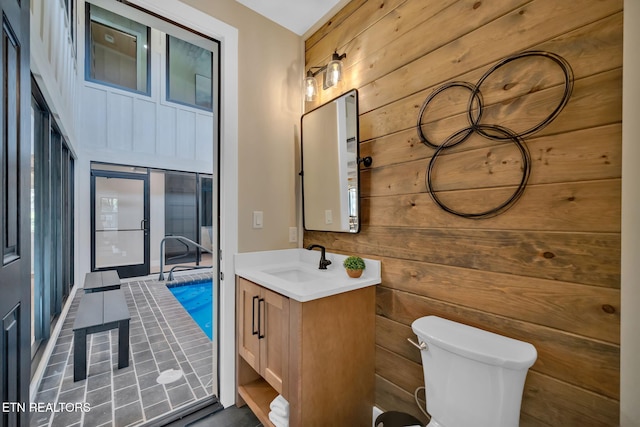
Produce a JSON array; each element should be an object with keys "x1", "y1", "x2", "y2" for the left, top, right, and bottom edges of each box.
[
  {"x1": 91, "y1": 163, "x2": 216, "y2": 279},
  {"x1": 0, "y1": 0, "x2": 31, "y2": 421},
  {"x1": 91, "y1": 167, "x2": 150, "y2": 278}
]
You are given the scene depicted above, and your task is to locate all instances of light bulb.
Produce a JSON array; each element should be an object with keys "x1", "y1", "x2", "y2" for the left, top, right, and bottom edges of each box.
[
  {"x1": 325, "y1": 59, "x2": 342, "y2": 88},
  {"x1": 304, "y1": 75, "x2": 317, "y2": 102}
]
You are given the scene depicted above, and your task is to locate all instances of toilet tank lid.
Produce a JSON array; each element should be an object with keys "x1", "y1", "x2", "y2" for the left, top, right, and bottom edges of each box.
[{"x1": 411, "y1": 316, "x2": 537, "y2": 369}]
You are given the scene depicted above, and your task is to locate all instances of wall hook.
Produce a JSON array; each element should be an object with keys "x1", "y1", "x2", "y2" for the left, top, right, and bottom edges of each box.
[{"x1": 358, "y1": 156, "x2": 373, "y2": 167}]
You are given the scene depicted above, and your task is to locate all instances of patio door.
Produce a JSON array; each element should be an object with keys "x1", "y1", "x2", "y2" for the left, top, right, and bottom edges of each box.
[{"x1": 91, "y1": 170, "x2": 150, "y2": 278}]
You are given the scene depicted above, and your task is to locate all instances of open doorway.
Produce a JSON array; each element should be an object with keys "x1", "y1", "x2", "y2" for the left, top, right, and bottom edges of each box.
[
  {"x1": 33, "y1": 162, "x2": 220, "y2": 426},
  {"x1": 30, "y1": 0, "x2": 239, "y2": 423}
]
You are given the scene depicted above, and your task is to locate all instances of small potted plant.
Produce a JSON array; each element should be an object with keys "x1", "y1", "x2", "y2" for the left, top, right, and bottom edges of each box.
[{"x1": 343, "y1": 256, "x2": 366, "y2": 278}]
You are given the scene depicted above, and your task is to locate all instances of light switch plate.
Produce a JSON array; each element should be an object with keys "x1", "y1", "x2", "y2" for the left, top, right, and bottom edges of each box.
[
  {"x1": 289, "y1": 227, "x2": 297, "y2": 242},
  {"x1": 253, "y1": 211, "x2": 263, "y2": 228}
]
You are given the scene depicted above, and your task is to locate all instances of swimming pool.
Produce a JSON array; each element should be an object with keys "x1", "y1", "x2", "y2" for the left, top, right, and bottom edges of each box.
[{"x1": 167, "y1": 280, "x2": 213, "y2": 340}]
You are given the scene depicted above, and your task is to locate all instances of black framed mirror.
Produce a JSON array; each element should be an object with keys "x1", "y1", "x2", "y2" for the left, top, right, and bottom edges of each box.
[{"x1": 301, "y1": 89, "x2": 360, "y2": 233}]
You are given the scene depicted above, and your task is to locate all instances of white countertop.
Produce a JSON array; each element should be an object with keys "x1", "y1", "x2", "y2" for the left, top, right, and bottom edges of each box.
[{"x1": 234, "y1": 248, "x2": 381, "y2": 302}]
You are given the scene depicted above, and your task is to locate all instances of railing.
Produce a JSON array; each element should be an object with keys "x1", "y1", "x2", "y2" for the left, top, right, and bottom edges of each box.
[
  {"x1": 166, "y1": 265, "x2": 212, "y2": 281},
  {"x1": 159, "y1": 235, "x2": 214, "y2": 281},
  {"x1": 166, "y1": 238, "x2": 191, "y2": 264}
]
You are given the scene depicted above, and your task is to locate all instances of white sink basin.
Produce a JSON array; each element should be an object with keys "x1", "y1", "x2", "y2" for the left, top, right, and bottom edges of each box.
[
  {"x1": 235, "y1": 248, "x2": 381, "y2": 302},
  {"x1": 264, "y1": 266, "x2": 326, "y2": 283}
]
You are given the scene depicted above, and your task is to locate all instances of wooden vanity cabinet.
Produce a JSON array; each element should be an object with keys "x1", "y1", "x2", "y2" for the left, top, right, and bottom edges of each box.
[
  {"x1": 238, "y1": 277, "x2": 289, "y2": 395},
  {"x1": 236, "y1": 276, "x2": 375, "y2": 427}
]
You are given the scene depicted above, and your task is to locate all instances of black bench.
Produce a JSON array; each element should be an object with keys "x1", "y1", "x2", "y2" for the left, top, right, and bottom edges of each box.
[
  {"x1": 84, "y1": 270, "x2": 121, "y2": 293},
  {"x1": 72, "y1": 289, "x2": 131, "y2": 381}
]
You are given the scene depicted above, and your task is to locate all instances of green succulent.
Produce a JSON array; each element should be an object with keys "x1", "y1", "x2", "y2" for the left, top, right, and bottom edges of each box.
[{"x1": 343, "y1": 256, "x2": 366, "y2": 270}]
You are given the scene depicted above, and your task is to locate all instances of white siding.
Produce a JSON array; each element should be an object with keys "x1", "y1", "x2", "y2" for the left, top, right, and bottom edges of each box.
[
  {"x1": 78, "y1": 9, "x2": 215, "y2": 174},
  {"x1": 83, "y1": 86, "x2": 108, "y2": 149},
  {"x1": 108, "y1": 93, "x2": 134, "y2": 152},
  {"x1": 30, "y1": 0, "x2": 78, "y2": 148},
  {"x1": 133, "y1": 98, "x2": 157, "y2": 153}
]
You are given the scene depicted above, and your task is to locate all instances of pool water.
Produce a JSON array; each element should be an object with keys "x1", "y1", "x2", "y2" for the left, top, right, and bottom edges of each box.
[{"x1": 167, "y1": 280, "x2": 213, "y2": 340}]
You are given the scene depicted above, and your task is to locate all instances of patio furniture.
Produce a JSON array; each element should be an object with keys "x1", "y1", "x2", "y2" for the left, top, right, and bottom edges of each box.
[
  {"x1": 72, "y1": 289, "x2": 130, "y2": 381},
  {"x1": 83, "y1": 270, "x2": 121, "y2": 293}
]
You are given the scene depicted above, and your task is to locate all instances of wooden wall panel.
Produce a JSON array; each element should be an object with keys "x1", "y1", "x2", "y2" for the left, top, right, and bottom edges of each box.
[
  {"x1": 356, "y1": 1, "x2": 622, "y2": 113},
  {"x1": 375, "y1": 345, "x2": 423, "y2": 396},
  {"x1": 304, "y1": 0, "x2": 367, "y2": 50},
  {"x1": 375, "y1": 286, "x2": 619, "y2": 398},
  {"x1": 522, "y1": 372, "x2": 620, "y2": 426},
  {"x1": 305, "y1": 0, "x2": 622, "y2": 424},
  {"x1": 305, "y1": 0, "x2": 408, "y2": 68},
  {"x1": 360, "y1": 66, "x2": 622, "y2": 143},
  {"x1": 360, "y1": 123, "x2": 621, "y2": 178},
  {"x1": 344, "y1": 0, "x2": 525, "y2": 89},
  {"x1": 375, "y1": 315, "x2": 421, "y2": 364},
  {"x1": 306, "y1": 228, "x2": 620, "y2": 287},
  {"x1": 379, "y1": 256, "x2": 620, "y2": 343},
  {"x1": 358, "y1": 11, "x2": 622, "y2": 140},
  {"x1": 375, "y1": 375, "x2": 428, "y2": 424},
  {"x1": 361, "y1": 126, "x2": 621, "y2": 197},
  {"x1": 365, "y1": 180, "x2": 621, "y2": 233}
]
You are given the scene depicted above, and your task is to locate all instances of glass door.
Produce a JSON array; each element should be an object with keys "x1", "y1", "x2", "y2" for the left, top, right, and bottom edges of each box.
[{"x1": 91, "y1": 170, "x2": 150, "y2": 278}]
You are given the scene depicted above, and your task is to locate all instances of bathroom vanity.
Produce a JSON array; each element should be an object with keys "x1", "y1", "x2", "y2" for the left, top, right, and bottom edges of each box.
[{"x1": 235, "y1": 249, "x2": 381, "y2": 426}]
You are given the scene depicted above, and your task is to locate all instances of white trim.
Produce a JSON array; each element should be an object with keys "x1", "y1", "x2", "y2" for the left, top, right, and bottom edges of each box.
[
  {"x1": 124, "y1": 0, "x2": 239, "y2": 408},
  {"x1": 621, "y1": 1, "x2": 640, "y2": 425}
]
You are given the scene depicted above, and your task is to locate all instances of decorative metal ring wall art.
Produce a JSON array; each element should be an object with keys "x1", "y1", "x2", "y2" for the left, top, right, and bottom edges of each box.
[{"x1": 416, "y1": 50, "x2": 574, "y2": 219}]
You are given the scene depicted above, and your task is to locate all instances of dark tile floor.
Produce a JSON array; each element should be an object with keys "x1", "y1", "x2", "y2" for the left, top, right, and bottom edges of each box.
[
  {"x1": 31, "y1": 273, "x2": 214, "y2": 427},
  {"x1": 187, "y1": 405, "x2": 261, "y2": 427}
]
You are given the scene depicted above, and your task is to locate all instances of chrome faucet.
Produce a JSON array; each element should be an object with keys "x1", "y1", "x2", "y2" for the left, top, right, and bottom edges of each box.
[{"x1": 307, "y1": 244, "x2": 332, "y2": 269}]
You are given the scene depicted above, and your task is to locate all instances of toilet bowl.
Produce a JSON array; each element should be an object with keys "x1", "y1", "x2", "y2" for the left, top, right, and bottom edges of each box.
[{"x1": 411, "y1": 316, "x2": 537, "y2": 427}]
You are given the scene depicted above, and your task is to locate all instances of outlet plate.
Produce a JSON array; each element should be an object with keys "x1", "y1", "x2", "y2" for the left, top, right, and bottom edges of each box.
[
  {"x1": 288, "y1": 227, "x2": 297, "y2": 243},
  {"x1": 372, "y1": 406, "x2": 384, "y2": 427},
  {"x1": 324, "y1": 209, "x2": 333, "y2": 224}
]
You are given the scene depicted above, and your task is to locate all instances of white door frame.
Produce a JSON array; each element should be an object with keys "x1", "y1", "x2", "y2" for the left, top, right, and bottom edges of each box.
[{"x1": 126, "y1": 0, "x2": 239, "y2": 407}]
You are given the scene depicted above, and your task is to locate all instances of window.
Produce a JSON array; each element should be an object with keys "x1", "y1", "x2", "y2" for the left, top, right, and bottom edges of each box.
[
  {"x1": 86, "y1": 4, "x2": 150, "y2": 94},
  {"x1": 167, "y1": 35, "x2": 214, "y2": 111},
  {"x1": 31, "y1": 85, "x2": 75, "y2": 362}
]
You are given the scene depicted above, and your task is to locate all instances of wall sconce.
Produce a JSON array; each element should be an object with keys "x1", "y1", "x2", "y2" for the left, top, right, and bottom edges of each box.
[{"x1": 304, "y1": 50, "x2": 346, "y2": 102}]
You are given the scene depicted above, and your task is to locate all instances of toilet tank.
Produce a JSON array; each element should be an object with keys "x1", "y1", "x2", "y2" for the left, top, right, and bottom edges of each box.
[{"x1": 411, "y1": 316, "x2": 537, "y2": 427}]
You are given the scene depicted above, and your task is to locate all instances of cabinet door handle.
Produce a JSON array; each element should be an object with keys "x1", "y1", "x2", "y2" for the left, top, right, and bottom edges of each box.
[
  {"x1": 258, "y1": 298, "x2": 265, "y2": 339},
  {"x1": 252, "y1": 296, "x2": 259, "y2": 335}
]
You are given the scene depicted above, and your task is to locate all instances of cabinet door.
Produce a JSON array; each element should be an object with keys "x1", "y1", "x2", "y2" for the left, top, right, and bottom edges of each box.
[
  {"x1": 238, "y1": 278, "x2": 261, "y2": 372},
  {"x1": 260, "y1": 288, "x2": 289, "y2": 395}
]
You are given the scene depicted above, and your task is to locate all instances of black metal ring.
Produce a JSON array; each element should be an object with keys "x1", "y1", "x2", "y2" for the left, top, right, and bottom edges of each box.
[
  {"x1": 417, "y1": 81, "x2": 482, "y2": 149},
  {"x1": 416, "y1": 50, "x2": 571, "y2": 218},
  {"x1": 425, "y1": 124, "x2": 531, "y2": 219},
  {"x1": 469, "y1": 50, "x2": 574, "y2": 140}
]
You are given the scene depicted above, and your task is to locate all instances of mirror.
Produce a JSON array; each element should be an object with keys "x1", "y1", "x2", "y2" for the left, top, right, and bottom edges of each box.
[{"x1": 301, "y1": 89, "x2": 360, "y2": 233}]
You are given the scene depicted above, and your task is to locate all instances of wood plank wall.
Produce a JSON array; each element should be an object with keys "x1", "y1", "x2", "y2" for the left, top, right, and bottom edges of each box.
[{"x1": 303, "y1": 1, "x2": 622, "y2": 425}]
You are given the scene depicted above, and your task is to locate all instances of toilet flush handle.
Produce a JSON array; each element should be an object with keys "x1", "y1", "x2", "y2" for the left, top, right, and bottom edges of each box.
[{"x1": 407, "y1": 337, "x2": 428, "y2": 351}]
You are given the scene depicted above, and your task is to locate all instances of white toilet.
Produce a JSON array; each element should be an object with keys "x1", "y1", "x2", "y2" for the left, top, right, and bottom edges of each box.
[{"x1": 411, "y1": 316, "x2": 537, "y2": 427}]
